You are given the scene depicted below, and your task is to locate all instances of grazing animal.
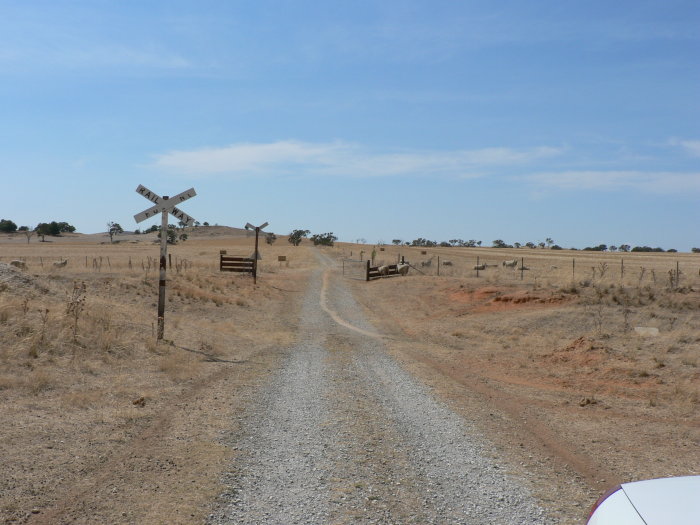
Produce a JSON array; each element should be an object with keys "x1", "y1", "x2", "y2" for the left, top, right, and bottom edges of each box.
[
  {"x1": 53, "y1": 260, "x2": 68, "y2": 268},
  {"x1": 473, "y1": 264, "x2": 486, "y2": 271},
  {"x1": 396, "y1": 263, "x2": 409, "y2": 276},
  {"x1": 502, "y1": 259, "x2": 518, "y2": 268},
  {"x1": 9, "y1": 260, "x2": 26, "y2": 269},
  {"x1": 377, "y1": 265, "x2": 390, "y2": 277},
  {"x1": 550, "y1": 265, "x2": 559, "y2": 270},
  {"x1": 442, "y1": 260, "x2": 452, "y2": 266}
]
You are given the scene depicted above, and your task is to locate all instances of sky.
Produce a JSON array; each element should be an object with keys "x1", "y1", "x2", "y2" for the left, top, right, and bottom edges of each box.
[{"x1": 1, "y1": 0, "x2": 699, "y2": 250}]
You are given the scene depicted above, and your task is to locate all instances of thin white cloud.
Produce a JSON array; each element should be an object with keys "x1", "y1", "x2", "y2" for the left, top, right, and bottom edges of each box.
[
  {"x1": 527, "y1": 170, "x2": 700, "y2": 194},
  {"x1": 5, "y1": 45, "x2": 192, "y2": 70},
  {"x1": 151, "y1": 140, "x2": 561, "y2": 178},
  {"x1": 669, "y1": 138, "x2": 700, "y2": 157}
]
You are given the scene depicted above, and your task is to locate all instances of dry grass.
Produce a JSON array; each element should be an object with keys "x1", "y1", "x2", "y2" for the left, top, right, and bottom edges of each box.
[
  {"x1": 0, "y1": 229, "x2": 310, "y2": 523},
  {"x1": 1, "y1": 232, "x2": 696, "y2": 522},
  {"x1": 346, "y1": 244, "x2": 700, "y2": 508}
]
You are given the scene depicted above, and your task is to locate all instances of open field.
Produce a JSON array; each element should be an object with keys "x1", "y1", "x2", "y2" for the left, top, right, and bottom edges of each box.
[
  {"x1": 341, "y1": 242, "x2": 699, "y2": 518},
  {"x1": 0, "y1": 227, "x2": 316, "y2": 523},
  {"x1": 0, "y1": 230, "x2": 698, "y2": 523}
]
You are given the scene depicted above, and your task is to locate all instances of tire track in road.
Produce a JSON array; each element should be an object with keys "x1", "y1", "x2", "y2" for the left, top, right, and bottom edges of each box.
[{"x1": 210, "y1": 254, "x2": 552, "y2": 524}]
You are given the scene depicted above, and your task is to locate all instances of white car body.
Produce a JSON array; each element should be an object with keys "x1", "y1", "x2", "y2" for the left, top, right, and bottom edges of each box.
[{"x1": 587, "y1": 475, "x2": 700, "y2": 524}]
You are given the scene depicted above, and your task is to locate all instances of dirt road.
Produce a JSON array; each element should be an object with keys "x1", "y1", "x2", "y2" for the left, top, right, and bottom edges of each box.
[{"x1": 208, "y1": 254, "x2": 552, "y2": 524}]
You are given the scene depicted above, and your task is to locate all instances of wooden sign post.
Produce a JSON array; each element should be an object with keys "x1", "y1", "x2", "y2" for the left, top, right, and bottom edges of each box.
[
  {"x1": 244, "y1": 221, "x2": 269, "y2": 285},
  {"x1": 134, "y1": 185, "x2": 197, "y2": 340}
]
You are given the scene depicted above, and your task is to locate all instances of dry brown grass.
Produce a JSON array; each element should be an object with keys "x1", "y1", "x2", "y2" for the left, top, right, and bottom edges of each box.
[
  {"x1": 1, "y1": 232, "x2": 696, "y2": 522},
  {"x1": 0, "y1": 229, "x2": 311, "y2": 523},
  {"x1": 345, "y1": 244, "x2": 699, "y2": 512}
]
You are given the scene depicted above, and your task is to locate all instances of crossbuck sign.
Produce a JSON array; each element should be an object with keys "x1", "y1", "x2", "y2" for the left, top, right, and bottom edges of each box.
[
  {"x1": 134, "y1": 184, "x2": 197, "y2": 340},
  {"x1": 134, "y1": 185, "x2": 197, "y2": 226}
]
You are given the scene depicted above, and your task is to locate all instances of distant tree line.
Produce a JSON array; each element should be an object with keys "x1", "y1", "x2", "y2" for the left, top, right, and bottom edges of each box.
[
  {"x1": 287, "y1": 229, "x2": 338, "y2": 247},
  {"x1": 384, "y1": 235, "x2": 688, "y2": 253},
  {"x1": 0, "y1": 219, "x2": 77, "y2": 242},
  {"x1": 0, "y1": 219, "x2": 76, "y2": 235}
]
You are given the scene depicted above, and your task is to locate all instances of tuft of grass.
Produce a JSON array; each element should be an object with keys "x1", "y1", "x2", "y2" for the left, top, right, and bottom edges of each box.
[
  {"x1": 27, "y1": 369, "x2": 54, "y2": 395},
  {"x1": 158, "y1": 350, "x2": 202, "y2": 382}
]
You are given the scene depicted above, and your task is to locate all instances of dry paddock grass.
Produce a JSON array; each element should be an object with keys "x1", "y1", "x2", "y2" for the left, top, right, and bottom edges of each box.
[
  {"x1": 0, "y1": 228, "x2": 316, "y2": 523},
  {"x1": 341, "y1": 242, "x2": 699, "y2": 517},
  {"x1": 0, "y1": 231, "x2": 697, "y2": 522}
]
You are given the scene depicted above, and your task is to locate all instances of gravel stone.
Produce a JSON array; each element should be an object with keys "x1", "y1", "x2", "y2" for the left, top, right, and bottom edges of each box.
[{"x1": 209, "y1": 257, "x2": 554, "y2": 524}]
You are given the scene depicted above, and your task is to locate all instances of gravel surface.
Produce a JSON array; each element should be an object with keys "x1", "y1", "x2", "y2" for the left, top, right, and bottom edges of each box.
[{"x1": 208, "y1": 255, "x2": 554, "y2": 524}]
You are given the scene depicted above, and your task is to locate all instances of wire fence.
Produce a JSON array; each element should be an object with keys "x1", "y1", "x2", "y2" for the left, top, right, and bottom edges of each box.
[{"x1": 337, "y1": 246, "x2": 700, "y2": 290}]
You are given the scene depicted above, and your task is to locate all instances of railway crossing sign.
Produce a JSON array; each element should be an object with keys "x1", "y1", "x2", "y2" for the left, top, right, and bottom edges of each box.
[
  {"x1": 134, "y1": 184, "x2": 197, "y2": 340},
  {"x1": 244, "y1": 221, "x2": 269, "y2": 285},
  {"x1": 134, "y1": 185, "x2": 197, "y2": 226}
]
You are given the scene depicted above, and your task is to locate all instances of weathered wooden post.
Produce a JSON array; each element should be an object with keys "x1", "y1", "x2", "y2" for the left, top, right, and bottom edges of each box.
[
  {"x1": 157, "y1": 198, "x2": 169, "y2": 338},
  {"x1": 621, "y1": 258, "x2": 624, "y2": 280},
  {"x1": 366, "y1": 260, "x2": 370, "y2": 281},
  {"x1": 245, "y1": 222, "x2": 269, "y2": 285},
  {"x1": 476, "y1": 255, "x2": 480, "y2": 278},
  {"x1": 134, "y1": 184, "x2": 197, "y2": 340}
]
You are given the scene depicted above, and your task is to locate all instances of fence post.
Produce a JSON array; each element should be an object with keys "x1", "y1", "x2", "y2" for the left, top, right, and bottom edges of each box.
[
  {"x1": 476, "y1": 256, "x2": 480, "y2": 278},
  {"x1": 621, "y1": 258, "x2": 624, "y2": 280},
  {"x1": 437, "y1": 256, "x2": 440, "y2": 276},
  {"x1": 366, "y1": 259, "x2": 370, "y2": 281},
  {"x1": 520, "y1": 257, "x2": 524, "y2": 281},
  {"x1": 677, "y1": 261, "x2": 680, "y2": 288},
  {"x1": 572, "y1": 258, "x2": 575, "y2": 281}
]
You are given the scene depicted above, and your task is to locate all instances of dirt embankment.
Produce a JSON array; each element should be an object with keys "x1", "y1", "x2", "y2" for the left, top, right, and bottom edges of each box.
[{"x1": 349, "y1": 274, "x2": 700, "y2": 519}]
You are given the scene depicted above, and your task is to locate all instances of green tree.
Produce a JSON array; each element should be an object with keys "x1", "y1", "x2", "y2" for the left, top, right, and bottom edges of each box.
[
  {"x1": 310, "y1": 232, "x2": 337, "y2": 246},
  {"x1": 288, "y1": 229, "x2": 310, "y2": 246},
  {"x1": 392, "y1": 239, "x2": 403, "y2": 245},
  {"x1": 0, "y1": 219, "x2": 18, "y2": 233},
  {"x1": 56, "y1": 222, "x2": 76, "y2": 233},
  {"x1": 157, "y1": 225, "x2": 178, "y2": 244},
  {"x1": 107, "y1": 221, "x2": 123, "y2": 243},
  {"x1": 35, "y1": 222, "x2": 57, "y2": 241},
  {"x1": 493, "y1": 239, "x2": 511, "y2": 248}
]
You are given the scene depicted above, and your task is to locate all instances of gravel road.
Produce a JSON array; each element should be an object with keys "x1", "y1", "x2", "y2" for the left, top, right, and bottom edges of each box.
[{"x1": 208, "y1": 255, "x2": 553, "y2": 524}]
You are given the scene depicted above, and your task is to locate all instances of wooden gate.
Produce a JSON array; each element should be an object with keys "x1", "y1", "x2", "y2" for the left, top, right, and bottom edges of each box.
[
  {"x1": 220, "y1": 255, "x2": 256, "y2": 279},
  {"x1": 366, "y1": 260, "x2": 401, "y2": 281}
]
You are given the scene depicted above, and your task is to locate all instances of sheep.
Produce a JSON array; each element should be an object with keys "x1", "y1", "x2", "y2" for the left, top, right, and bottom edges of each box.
[
  {"x1": 377, "y1": 265, "x2": 390, "y2": 277},
  {"x1": 502, "y1": 259, "x2": 518, "y2": 268},
  {"x1": 9, "y1": 260, "x2": 26, "y2": 269},
  {"x1": 442, "y1": 260, "x2": 453, "y2": 266},
  {"x1": 53, "y1": 260, "x2": 68, "y2": 268},
  {"x1": 396, "y1": 263, "x2": 409, "y2": 276},
  {"x1": 421, "y1": 257, "x2": 433, "y2": 268},
  {"x1": 473, "y1": 264, "x2": 486, "y2": 271}
]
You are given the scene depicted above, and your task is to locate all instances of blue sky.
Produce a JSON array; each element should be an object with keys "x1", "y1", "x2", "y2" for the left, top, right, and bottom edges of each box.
[{"x1": 1, "y1": 1, "x2": 699, "y2": 250}]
